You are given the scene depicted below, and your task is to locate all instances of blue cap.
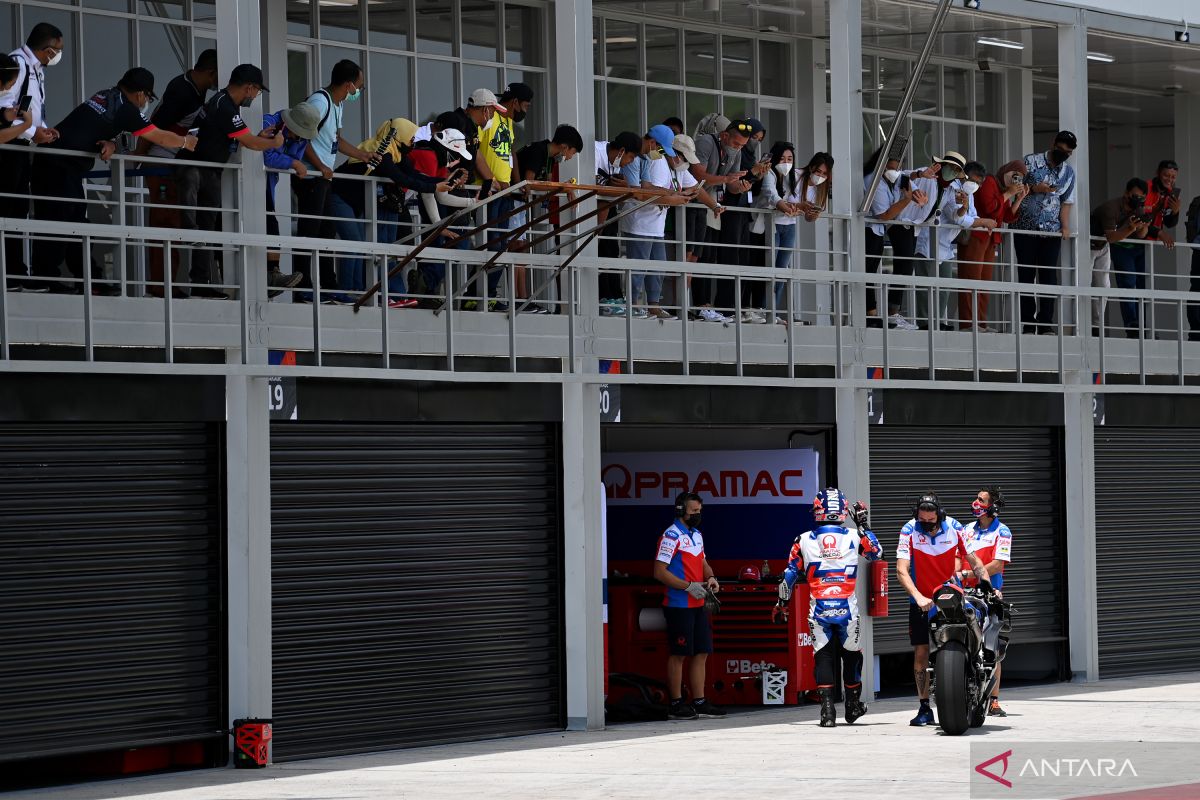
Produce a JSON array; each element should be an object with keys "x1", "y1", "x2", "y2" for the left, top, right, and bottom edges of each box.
[{"x1": 647, "y1": 124, "x2": 676, "y2": 157}]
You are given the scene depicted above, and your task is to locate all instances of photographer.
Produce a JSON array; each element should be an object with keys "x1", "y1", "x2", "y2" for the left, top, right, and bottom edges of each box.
[
  {"x1": 1089, "y1": 178, "x2": 1150, "y2": 336},
  {"x1": 1144, "y1": 160, "x2": 1182, "y2": 251}
]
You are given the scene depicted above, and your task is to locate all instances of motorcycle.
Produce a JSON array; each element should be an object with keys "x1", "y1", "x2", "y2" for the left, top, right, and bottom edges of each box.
[{"x1": 928, "y1": 582, "x2": 1013, "y2": 735}]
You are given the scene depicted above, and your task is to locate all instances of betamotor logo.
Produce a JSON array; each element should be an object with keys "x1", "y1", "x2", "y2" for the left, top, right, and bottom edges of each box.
[{"x1": 975, "y1": 749, "x2": 1014, "y2": 789}]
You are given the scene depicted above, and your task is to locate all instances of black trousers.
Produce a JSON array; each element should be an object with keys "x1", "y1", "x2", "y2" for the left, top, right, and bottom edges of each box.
[
  {"x1": 30, "y1": 155, "x2": 104, "y2": 287},
  {"x1": 597, "y1": 216, "x2": 623, "y2": 299},
  {"x1": 1189, "y1": 247, "x2": 1200, "y2": 341},
  {"x1": 176, "y1": 165, "x2": 224, "y2": 286},
  {"x1": 1014, "y1": 233, "x2": 1061, "y2": 329},
  {"x1": 0, "y1": 142, "x2": 32, "y2": 280},
  {"x1": 813, "y1": 636, "x2": 864, "y2": 690},
  {"x1": 865, "y1": 228, "x2": 886, "y2": 315},
  {"x1": 712, "y1": 203, "x2": 749, "y2": 309},
  {"x1": 886, "y1": 224, "x2": 917, "y2": 313},
  {"x1": 292, "y1": 177, "x2": 338, "y2": 292},
  {"x1": 742, "y1": 229, "x2": 768, "y2": 309}
]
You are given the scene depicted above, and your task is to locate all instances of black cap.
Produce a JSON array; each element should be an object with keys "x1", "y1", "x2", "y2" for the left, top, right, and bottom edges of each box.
[
  {"x1": 611, "y1": 131, "x2": 642, "y2": 154},
  {"x1": 119, "y1": 67, "x2": 157, "y2": 101},
  {"x1": 501, "y1": 81, "x2": 535, "y2": 102},
  {"x1": 433, "y1": 110, "x2": 460, "y2": 131},
  {"x1": 229, "y1": 63, "x2": 268, "y2": 91}
]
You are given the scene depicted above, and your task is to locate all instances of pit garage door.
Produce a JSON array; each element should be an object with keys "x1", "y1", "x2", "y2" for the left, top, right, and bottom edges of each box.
[
  {"x1": 1095, "y1": 428, "x2": 1200, "y2": 677},
  {"x1": 271, "y1": 423, "x2": 564, "y2": 761},
  {"x1": 868, "y1": 427, "x2": 1066, "y2": 656},
  {"x1": 0, "y1": 423, "x2": 226, "y2": 762}
]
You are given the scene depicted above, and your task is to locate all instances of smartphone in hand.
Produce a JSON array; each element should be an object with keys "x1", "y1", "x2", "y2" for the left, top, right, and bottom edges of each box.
[{"x1": 17, "y1": 95, "x2": 31, "y2": 113}]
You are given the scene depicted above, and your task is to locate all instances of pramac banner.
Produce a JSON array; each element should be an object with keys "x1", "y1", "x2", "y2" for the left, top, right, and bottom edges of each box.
[{"x1": 602, "y1": 449, "x2": 821, "y2": 563}]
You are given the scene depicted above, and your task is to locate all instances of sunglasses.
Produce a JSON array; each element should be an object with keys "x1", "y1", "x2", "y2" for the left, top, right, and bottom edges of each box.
[{"x1": 732, "y1": 122, "x2": 753, "y2": 134}]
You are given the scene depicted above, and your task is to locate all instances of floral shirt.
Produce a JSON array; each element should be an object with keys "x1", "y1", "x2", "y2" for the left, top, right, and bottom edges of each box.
[{"x1": 1012, "y1": 151, "x2": 1076, "y2": 232}]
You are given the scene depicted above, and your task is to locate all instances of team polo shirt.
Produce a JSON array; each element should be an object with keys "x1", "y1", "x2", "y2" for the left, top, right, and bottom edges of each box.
[
  {"x1": 47, "y1": 87, "x2": 155, "y2": 168},
  {"x1": 655, "y1": 520, "x2": 706, "y2": 609},
  {"x1": 148, "y1": 71, "x2": 206, "y2": 158},
  {"x1": 965, "y1": 517, "x2": 1013, "y2": 589},
  {"x1": 896, "y1": 516, "x2": 970, "y2": 601},
  {"x1": 185, "y1": 90, "x2": 250, "y2": 164}
]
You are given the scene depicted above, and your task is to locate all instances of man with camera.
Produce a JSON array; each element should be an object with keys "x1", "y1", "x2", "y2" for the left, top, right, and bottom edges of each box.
[
  {"x1": 896, "y1": 492, "x2": 993, "y2": 727},
  {"x1": 652, "y1": 491, "x2": 724, "y2": 721},
  {"x1": 1089, "y1": 178, "x2": 1152, "y2": 336}
]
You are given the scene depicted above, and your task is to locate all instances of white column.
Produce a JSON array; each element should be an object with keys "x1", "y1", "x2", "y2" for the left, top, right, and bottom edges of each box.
[
  {"x1": 794, "y1": 23, "x2": 828, "y2": 320},
  {"x1": 1058, "y1": 11, "x2": 1090, "y2": 322},
  {"x1": 1062, "y1": 388, "x2": 1099, "y2": 681},
  {"x1": 829, "y1": 0, "x2": 864, "y2": 327},
  {"x1": 835, "y1": 386, "x2": 875, "y2": 696}
]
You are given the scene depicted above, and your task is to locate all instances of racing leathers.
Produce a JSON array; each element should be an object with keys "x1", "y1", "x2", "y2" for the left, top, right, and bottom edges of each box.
[{"x1": 777, "y1": 523, "x2": 883, "y2": 691}]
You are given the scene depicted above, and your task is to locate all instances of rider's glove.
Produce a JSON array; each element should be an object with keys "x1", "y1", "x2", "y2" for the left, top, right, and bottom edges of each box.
[
  {"x1": 686, "y1": 582, "x2": 708, "y2": 601},
  {"x1": 978, "y1": 577, "x2": 994, "y2": 595},
  {"x1": 777, "y1": 581, "x2": 791, "y2": 602},
  {"x1": 771, "y1": 600, "x2": 789, "y2": 625},
  {"x1": 851, "y1": 500, "x2": 870, "y2": 529}
]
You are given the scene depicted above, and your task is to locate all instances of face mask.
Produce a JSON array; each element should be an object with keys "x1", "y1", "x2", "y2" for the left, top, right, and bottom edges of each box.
[
  {"x1": 884, "y1": 169, "x2": 902, "y2": 184},
  {"x1": 647, "y1": 148, "x2": 664, "y2": 161},
  {"x1": 1049, "y1": 149, "x2": 1070, "y2": 166},
  {"x1": 972, "y1": 499, "x2": 989, "y2": 518},
  {"x1": 346, "y1": 88, "x2": 361, "y2": 102},
  {"x1": 239, "y1": 95, "x2": 254, "y2": 108},
  {"x1": 775, "y1": 163, "x2": 792, "y2": 177},
  {"x1": 47, "y1": 50, "x2": 62, "y2": 67},
  {"x1": 918, "y1": 519, "x2": 938, "y2": 533},
  {"x1": 512, "y1": 110, "x2": 527, "y2": 123},
  {"x1": 724, "y1": 145, "x2": 738, "y2": 159},
  {"x1": 961, "y1": 180, "x2": 980, "y2": 196},
  {"x1": 809, "y1": 174, "x2": 827, "y2": 186},
  {"x1": 684, "y1": 513, "x2": 702, "y2": 529},
  {"x1": 940, "y1": 165, "x2": 959, "y2": 182}
]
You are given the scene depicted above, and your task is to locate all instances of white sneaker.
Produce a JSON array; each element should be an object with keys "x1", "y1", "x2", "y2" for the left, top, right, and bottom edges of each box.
[
  {"x1": 741, "y1": 310, "x2": 766, "y2": 324},
  {"x1": 699, "y1": 308, "x2": 729, "y2": 322},
  {"x1": 632, "y1": 308, "x2": 649, "y2": 319},
  {"x1": 889, "y1": 313, "x2": 919, "y2": 331}
]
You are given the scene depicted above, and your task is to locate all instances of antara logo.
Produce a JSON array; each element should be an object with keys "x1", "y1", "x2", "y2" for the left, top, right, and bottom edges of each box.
[
  {"x1": 974, "y1": 750, "x2": 1139, "y2": 788},
  {"x1": 725, "y1": 659, "x2": 777, "y2": 675},
  {"x1": 602, "y1": 463, "x2": 805, "y2": 501},
  {"x1": 975, "y1": 750, "x2": 1013, "y2": 788}
]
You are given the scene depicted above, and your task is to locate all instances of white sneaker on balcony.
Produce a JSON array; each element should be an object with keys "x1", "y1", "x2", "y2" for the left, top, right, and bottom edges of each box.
[
  {"x1": 699, "y1": 308, "x2": 730, "y2": 323},
  {"x1": 889, "y1": 313, "x2": 919, "y2": 331}
]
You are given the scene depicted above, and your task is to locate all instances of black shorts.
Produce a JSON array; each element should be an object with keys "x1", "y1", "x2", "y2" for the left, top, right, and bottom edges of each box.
[
  {"x1": 664, "y1": 606, "x2": 713, "y2": 656},
  {"x1": 909, "y1": 603, "x2": 932, "y2": 647}
]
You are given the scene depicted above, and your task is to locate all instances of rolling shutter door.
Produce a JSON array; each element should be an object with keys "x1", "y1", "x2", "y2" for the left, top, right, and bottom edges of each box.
[
  {"x1": 0, "y1": 423, "x2": 225, "y2": 763},
  {"x1": 271, "y1": 423, "x2": 563, "y2": 762},
  {"x1": 868, "y1": 427, "x2": 1065, "y2": 655},
  {"x1": 1095, "y1": 428, "x2": 1200, "y2": 677}
]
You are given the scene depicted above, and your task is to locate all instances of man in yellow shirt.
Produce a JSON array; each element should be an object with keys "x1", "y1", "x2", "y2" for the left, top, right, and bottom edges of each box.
[{"x1": 481, "y1": 82, "x2": 535, "y2": 307}]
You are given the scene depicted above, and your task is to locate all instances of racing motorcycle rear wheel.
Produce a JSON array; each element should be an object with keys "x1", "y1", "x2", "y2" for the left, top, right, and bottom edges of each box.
[{"x1": 934, "y1": 641, "x2": 970, "y2": 735}]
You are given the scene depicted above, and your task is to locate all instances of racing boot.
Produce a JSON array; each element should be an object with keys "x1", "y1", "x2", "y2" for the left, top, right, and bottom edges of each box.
[
  {"x1": 844, "y1": 684, "x2": 868, "y2": 724},
  {"x1": 818, "y1": 688, "x2": 837, "y2": 728}
]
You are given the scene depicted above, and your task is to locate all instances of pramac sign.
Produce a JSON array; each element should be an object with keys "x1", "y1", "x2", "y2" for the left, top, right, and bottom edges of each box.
[{"x1": 602, "y1": 449, "x2": 819, "y2": 507}]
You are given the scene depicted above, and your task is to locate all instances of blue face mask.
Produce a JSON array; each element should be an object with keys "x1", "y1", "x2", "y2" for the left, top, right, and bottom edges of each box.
[{"x1": 347, "y1": 87, "x2": 362, "y2": 102}]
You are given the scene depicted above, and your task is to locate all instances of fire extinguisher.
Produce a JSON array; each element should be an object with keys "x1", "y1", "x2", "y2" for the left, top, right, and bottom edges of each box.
[{"x1": 868, "y1": 560, "x2": 889, "y2": 617}]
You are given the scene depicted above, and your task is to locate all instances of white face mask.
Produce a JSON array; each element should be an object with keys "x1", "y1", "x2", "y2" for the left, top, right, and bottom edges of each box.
[
  {"x1": 774, "y1": 162, "x2": 792, "y2": 177},
  {"x1": 961, "y1": 180, "x2": 980, "y2": 196},
  {"x1": 809, "y1": 174, "x2": 827, "y2": 186},
  {"x1": 47, "y1": 50, "x2": 62, "y2": 67},
  {"x1": 884, "y1": 169, "x2": 902, "y2": 184}
]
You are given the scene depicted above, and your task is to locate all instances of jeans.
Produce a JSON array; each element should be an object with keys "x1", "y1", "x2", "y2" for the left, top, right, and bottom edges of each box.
[
  {"x1": 1013, "y1": 232, "x2": 1061, "y2": 331},
  {"x1": 485, "y1": 195, "x2": 515, "y2": 298},
  {"x1": 1111, "y1": 243, "x2": 1146, "y2": 333},
  {"x1": 625, "y1": 234, "x2": 667, "y2": 305},
  {"x1": 773, "y1": 222, "x2": 798, "y2": 310},
  {"x1": 326, "y1": 196, "x2": 405, "y2": 296}
]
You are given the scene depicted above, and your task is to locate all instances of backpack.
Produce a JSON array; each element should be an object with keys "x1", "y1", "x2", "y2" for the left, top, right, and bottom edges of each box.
[{"x1": 1185, "y1": 194, "x2": 1200, "y2": 244}]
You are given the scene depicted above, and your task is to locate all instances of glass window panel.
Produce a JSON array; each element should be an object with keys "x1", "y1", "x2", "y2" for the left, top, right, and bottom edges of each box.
[
  {"x1": 976, "y1": 70, "x2": 1003, "y2": 124},
  {"x1": 761, "y1": 107, "x2": 789, "y2": 147},
  {"x1": 139, "y1": 23, "x2": 191, "y2": 110},
  {"x1": 915, "y1": 65, "x2": 939, "y2": 117},
  {"x1": 416, "y1": 57, "x2": 456, "y2": 123},
  {"x1": 504, "y1": 69, "x2": 545, "y2": 142},
  {"x1": 462, "y1": 64, "x2": 500, "y2": 103},
  {"x1": 976, "y1": 127, "x2": 1004, "y2": 175},
  {"x1": 759, "y1": 40, "x2": 790, "y2": 97},
  {"x1": 592, "y1": 17, "x2": 603, "y2": 76},
  {"x1": 415, "y1": 0, "x2": 455, "y2": 56},
  {"x1": 594, "y1": 84, "x2": 604, "y2": 139},
  {"x1": 686, "y1": 91, "x2": 716, "y2": 137},
  {"x1": 647, "y1": 87, "x2": 681, "y2": 128},
  {"x1": 193, "y1": 0, "x2": 216, "y2": 25},
  {"x1": 368, "y1": 0, "x2": 409, "y2": 50},
  {"x1": 32, "y1": 9, "x2": 76, "y2": 125},
  {"x1": 0, "y1": 3, "x2": 14, "y2": 54},
  {"x1": 287, "y1": 0, "x2": 311, "y2": 37},
  {"x1": 723, "y1": 95, "x2": 751, "y2": 122},
  {"x1": 461, "y1": 0, "x2": 498, "y2": 61},
  {"x1": 505, "y1": 4, "x2": 544, "y2": 67},
  {"x1": 320, "y1": 0, "x2": 362, "y2": 44},
  {"x1": 685, "y1": 31, "x2": 716, "y2": 89},
  {"x1": 369, "y1": 51, "x2": 411, "y2": 127},
  {"x1": 722, "y1": 37, "x2": 752, "y2": 94},
  {"x1": 321, "y1": 45, "x2": 364, "y2": 145},
  {"x1": 913, "y1": 117, "x2": 936, "y2": 168},
  {"x1": 876, "y1": 58, "x2": 907, "y2": 114},
  {"x1": 288, "y1": 48, "x2": 311, "y2": 107},
  {"x1": 944, "y1": 67, "x2": 970, "y2": 120},
  {"x1": 83, "y1": 0, "x2": 130, "y2": 12},
  {"x1": 606, "y1": 83, "x2": 641, "y2": 146},
  {"x1": 944, "y1": 122, "x2": 969, "y2": 159},
  {"x1": 645, "y1": 26, "x2": 679, "y2": 86},
  {"x1": 141, "y1": 0, "x2": 185, "y2": 19},
  {"x1": 81, "y1": 15, "x2": 132, "y2": 100},
  {"x1": 604, "y1": 19, "x2": 638, "y2": 81}
]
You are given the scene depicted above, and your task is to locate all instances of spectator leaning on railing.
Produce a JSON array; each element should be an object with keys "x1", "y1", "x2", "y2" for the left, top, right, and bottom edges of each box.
[
  {"x1": 261, "y1": 100, "x2": 319, "y2": 296},
  {"x1": 175, "y1": 64, "x2": 282, "y2": 299},
  {"x1": 30, "y1": 67, "x2": 195, "y2": 295},
  {"x1": 956, "y1": 160, "x2": 1019, "y2": 332},
  {"x1": 1089, "y1": 178, "x2": 1150, "y2": 337}
]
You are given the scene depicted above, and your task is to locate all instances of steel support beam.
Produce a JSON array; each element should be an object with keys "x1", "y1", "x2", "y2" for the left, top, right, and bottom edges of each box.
[
  {"x1": 1058, "y1": 10, "x2": 1091, "y2": 328},
  {"x1": 836, "y1": 386, "x2": 876, "y2": 696},
  {"x1": 1063, "y1": 386, "x2": 1099, "y2": 682}
]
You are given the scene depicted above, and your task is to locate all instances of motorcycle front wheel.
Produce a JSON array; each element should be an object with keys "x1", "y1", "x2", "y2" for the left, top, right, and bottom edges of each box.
[{"x1": 934, "y1": 641, "x2": 970, "y2": 735}]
